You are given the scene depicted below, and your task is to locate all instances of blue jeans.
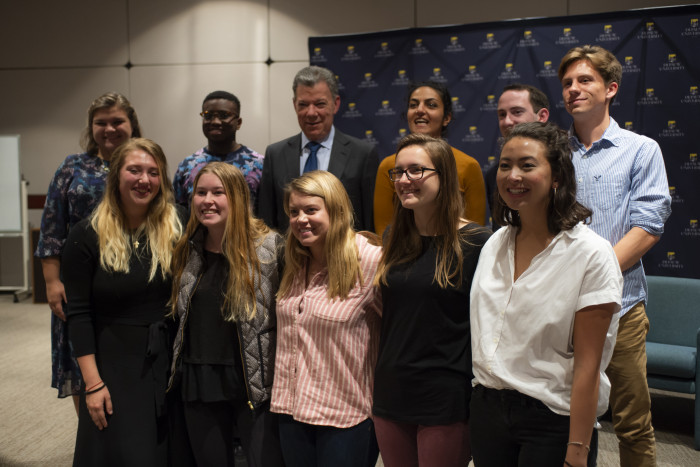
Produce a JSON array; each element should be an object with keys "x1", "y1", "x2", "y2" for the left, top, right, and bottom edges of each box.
[
  {"x1": 470, "y1": 385, "x2": 598, "y2": 467},
  {"x1": 278, "y1": 415, "x2": 379, "y2": 467}
]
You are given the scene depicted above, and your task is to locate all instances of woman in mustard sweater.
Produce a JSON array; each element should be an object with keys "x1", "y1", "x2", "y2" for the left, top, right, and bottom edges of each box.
[{"x1": 373, "y1": 81, "x2": 486, "y2": 236}]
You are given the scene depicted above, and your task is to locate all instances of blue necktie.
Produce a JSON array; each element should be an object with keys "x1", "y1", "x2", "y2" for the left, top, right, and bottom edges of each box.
[{"x1": 303, "y1": 141, "x2": 321, "y2": 173}]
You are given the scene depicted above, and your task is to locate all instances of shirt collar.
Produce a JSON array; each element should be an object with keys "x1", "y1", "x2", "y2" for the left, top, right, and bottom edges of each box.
[
  {"x1": 506, "y1": 223, "x2": 583, "y2": 257},
  {"x1": 301, "y1": 125, "x2": 335, "y2": 150},
  {"x1": 569, "y1": 117, "x2": 623, "y2": 150}
]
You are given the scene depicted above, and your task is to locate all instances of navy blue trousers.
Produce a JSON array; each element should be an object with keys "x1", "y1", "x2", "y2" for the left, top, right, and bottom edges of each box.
[{"x1": 278, "y1": 415, "x2": 379, "y2": 467}]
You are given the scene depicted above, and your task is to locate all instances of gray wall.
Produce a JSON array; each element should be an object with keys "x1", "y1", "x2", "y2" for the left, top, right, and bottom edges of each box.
[{"x1": 0, "y1": 0, "x2": 695, "y2": 231}]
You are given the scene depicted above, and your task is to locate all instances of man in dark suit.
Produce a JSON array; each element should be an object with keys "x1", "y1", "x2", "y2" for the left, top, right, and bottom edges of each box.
[{"x1": 257, "y1": 66, "x2": 379, "y2": 232}]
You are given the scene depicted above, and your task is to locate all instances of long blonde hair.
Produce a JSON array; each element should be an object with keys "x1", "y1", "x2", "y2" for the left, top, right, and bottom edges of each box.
[
  {"x1": 278, "y1": 171, "x2": 360, "y2": 300},
  {"x1": 90, "y1": 138, "x2": 182, "y2": 280},
  {"x1": 170, "y1": 162, "x2": 271, "y2": 321},
  {"x1": 375, "y1": 133, "x2": 470, "y2": 288}
]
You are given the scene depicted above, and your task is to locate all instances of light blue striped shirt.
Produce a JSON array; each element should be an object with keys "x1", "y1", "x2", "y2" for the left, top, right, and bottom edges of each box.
[{"x1": 570, "y1": 118, "x2": 671, "y2": 316}]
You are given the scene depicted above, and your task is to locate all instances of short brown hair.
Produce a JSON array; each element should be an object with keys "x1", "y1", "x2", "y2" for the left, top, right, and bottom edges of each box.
[
  {"x1": 502, "y1": 83, "x2": 550, "y2": 113},
  {"x1": 558, "y1": 45, "x2": 622, "y2": 104},
  {"x1": 81, "y1": 92, "x2": 141, "y2": 155}
]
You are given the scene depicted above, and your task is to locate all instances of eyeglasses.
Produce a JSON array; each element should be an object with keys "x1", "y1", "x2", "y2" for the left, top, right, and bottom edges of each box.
[
  {"x1": 388, "y1": 166, "x2": 440, "y2": 182},
  {"x1": 200, "y1": 110, "x2": 238, "y2": 121}
]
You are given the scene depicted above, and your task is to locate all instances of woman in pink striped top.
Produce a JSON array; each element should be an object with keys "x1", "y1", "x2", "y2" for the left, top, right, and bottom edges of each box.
[{"x1": 270, "y1": 170, "x2": 382, "y2": 467}]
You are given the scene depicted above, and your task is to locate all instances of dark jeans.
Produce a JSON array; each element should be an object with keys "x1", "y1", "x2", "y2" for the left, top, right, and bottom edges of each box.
[
  {"x1": 278, "y1": 415, "x2": 379, "y2": 467},
  {"x1": 470, "y1": 385, "x2": 598, "y2": 467}
]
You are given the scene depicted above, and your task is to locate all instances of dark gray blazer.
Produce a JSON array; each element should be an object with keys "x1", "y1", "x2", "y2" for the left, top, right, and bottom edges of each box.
[{"x1": 257, "y1": 129, "x2": 379, "y2": 232}]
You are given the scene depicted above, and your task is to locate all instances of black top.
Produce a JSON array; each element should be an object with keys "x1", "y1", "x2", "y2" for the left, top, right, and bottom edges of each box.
[
  {"x1": 373, "y1": 223, "x2": 491, "y2": 425},
  {"x1": 181, "y1": 250, "x2": 245, "y2": 402},
  {"x1": 63, "y1": 219, "x2": 172, "y2": 358}
]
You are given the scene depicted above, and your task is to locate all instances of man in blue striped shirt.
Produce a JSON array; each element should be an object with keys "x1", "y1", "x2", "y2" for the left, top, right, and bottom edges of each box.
[{"x1": 559, "y1": 45, "x2": 671, "y2": 467}]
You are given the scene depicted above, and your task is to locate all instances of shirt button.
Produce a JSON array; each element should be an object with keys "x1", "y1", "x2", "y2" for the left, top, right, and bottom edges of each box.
[{"x1": 578, "y1": 177, "x2": 583, "y2": 183}]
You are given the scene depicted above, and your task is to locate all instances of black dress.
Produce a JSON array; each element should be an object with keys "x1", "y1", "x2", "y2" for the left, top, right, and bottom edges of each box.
[
  {"x1": 63, "y1": 219, "x2": 171, "y2": 467},
  {"x1": 373, "y1": 223, "x2": 491, "y2": 425}
]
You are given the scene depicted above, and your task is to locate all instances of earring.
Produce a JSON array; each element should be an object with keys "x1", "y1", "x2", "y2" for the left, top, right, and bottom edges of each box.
[{"x1": 553, "y1": 186, "x2": 557, "y2": 196}]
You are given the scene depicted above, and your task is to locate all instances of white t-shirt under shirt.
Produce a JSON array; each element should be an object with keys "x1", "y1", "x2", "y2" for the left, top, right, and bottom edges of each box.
[{"x1": 470, "y1": 223, "x2": 623, "y2": 417}]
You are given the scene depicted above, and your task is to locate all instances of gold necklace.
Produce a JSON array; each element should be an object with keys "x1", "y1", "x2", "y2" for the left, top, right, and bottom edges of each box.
[{"x1": 132, "y1": 233, "x2": 142, "y2": 249}]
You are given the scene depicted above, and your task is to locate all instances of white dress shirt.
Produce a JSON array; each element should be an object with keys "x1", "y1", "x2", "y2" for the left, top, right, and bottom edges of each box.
[
  {"x1": 299, "y1": 126, "x2": 335, "y2": 174},
  {"x1": 471, "y1": 223, "x2": 623, "y2": 416}
]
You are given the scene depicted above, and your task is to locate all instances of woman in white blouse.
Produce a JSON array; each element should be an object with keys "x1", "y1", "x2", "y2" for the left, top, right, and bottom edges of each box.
[
  {"x1": 270, "y1": 170, "x2": 382, "y2": 467},
  {"x1": 470, "y1": 122, "x2": 623, "y2": 467}
]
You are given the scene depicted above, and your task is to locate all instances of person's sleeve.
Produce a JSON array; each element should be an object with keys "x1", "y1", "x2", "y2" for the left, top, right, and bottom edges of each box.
[
  {"x1": 629, "y1": 140, "x2": 672, "y2": 237},
  {"x1": 360, "y1": 144, "x2": 380, "y2": 232},
  {"x1": 257, "y1": 146, "x2": 277, "y2": 229},
  {"x1": 246, "y1": 150, "x2": 265, "y2": 209},
  {"x1": 172, "y1": 159, "x2": 190, "y2": 208},
  {"x1": 63, "y1": 221, "x2": 99, "y2": 357},
  {"x1": 373, "y1": 155, "x2": 395, "y2": 236},
  {"x1": 577, "y1": 238, "x2": 623, "y2": 313},
  {"x1": 35, "y1": 158, "x2": 72, "y2": 258},
  {"x1": 462, "y1": 157, "x2": 487, "y2": 226}
]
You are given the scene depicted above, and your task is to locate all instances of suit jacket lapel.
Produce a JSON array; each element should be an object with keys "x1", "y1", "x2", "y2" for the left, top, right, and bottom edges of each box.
[
  {"x1": 284, "y1": 134, "x2": 303, "y2": 180},
  {"x1": 327, "y1": 131, "x2": 350, "y2": 178}
]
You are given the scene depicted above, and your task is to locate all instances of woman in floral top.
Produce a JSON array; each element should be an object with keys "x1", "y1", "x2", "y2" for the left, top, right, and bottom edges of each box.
[{"x1": 35, "y1": 92, "x2": 142, "y2": 410}]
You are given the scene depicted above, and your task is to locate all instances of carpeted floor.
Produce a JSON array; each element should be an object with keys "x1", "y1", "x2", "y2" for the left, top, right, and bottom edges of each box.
[{"x1": 1, "y1": 294, "x2": 698, "y2": 466}]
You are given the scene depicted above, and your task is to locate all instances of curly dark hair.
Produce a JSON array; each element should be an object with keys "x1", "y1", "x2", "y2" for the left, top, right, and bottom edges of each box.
[{"x1": 492, "y1": 122, "x2": 592, "y2": 234}]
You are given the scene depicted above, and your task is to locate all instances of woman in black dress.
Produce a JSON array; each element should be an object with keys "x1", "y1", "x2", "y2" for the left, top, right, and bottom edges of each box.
[
  {"x1": 373, "y1": 133, "x2": 490, "y2": 467},
  {"x1": 62, "y1": 138, "x2": 183, "y2": 466}
]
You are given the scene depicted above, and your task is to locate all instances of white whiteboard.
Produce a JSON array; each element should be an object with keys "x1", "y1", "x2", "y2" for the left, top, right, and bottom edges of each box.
[{"x1": 0, "y1": 136, "x2": 21, "y2": 233}]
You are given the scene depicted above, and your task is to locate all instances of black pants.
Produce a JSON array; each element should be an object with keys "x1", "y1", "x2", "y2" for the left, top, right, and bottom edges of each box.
[
  {"x1": 469, "y1": 385, "x2": 598, "y2": 467},
  {"x1": 178, "y1": 399, "x2": 284, "y2": 467}
]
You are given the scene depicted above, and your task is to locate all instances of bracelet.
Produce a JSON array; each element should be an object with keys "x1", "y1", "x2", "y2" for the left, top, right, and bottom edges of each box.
[
  {"x1": 567, "y1": 441, "x2": 590, "y2": 452},
  {"x1": 563, "y1": 460, "x2": 574, "y2": 467},
  {"x1": 85, "y1": 380, "x2": 103, "y2": 392},
  {"x1": 85, "y1": 383, "x2": 106, "y2": 395}
]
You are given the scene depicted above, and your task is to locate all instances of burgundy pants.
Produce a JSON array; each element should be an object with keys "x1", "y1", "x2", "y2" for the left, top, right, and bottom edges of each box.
[{"x1": 373, "y1": 415, "x2": 470, "y2": 467}]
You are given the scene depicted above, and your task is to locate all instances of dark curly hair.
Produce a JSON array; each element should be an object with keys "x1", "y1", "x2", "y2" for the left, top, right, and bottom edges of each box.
[{"x1": 492, "y1": 122, "x2": 592, "y2": 234}]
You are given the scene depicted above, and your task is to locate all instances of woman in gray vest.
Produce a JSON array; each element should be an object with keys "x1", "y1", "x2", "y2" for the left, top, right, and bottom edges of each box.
[{"x1": 168, "y1": 162, "x2": 284, "y2": 466}]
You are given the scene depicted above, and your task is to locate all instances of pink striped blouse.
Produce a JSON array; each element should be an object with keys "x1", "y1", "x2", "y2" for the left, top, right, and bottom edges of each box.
[{"x1": 270, "y1": 234, "x2": 382, "y2": 428}]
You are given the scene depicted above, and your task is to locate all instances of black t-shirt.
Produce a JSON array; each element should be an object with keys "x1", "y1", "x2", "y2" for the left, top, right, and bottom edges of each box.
[{"x1": 373, "y1": 223, "x2": 491, "y2": 425}]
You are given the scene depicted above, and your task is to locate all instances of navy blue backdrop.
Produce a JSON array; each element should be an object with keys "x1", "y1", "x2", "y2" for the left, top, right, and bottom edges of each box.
[{"x1": 308, "y1": 5, "x2": 700, "y2": 279}]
